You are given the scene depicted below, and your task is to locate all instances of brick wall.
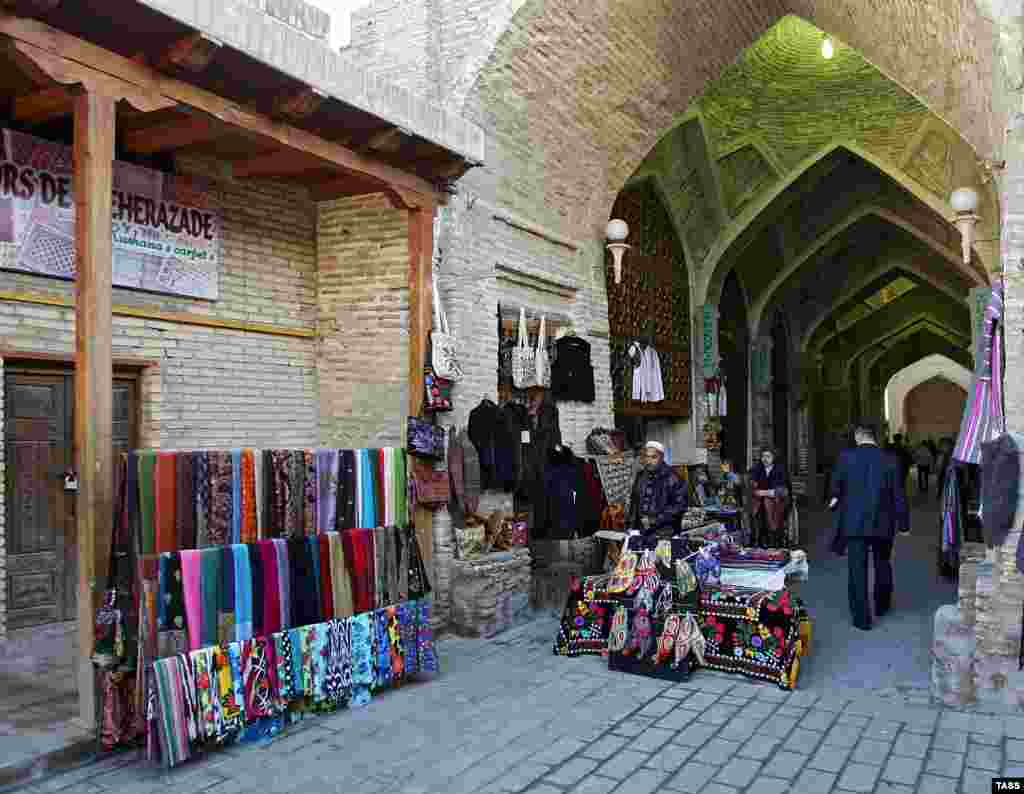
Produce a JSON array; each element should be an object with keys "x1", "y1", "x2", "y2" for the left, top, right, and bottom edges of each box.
[
  {"x1": 317, "y1": 193, "x2": 411, "y2": 448},
  {"x1": 904, "y1": 378, "x2": 967, "y2": 440},
  {"x1": 0, "y1": 175, "x2": 319, "y2": 638}
]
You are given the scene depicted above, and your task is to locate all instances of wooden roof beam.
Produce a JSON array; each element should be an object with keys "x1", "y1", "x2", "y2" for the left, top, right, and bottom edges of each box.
[
  {"x1": 153, "y1": 32, "x2": 221, "y2": 73},
  {"x1": 230, "y1": 147, "x2": 326, "y2": 179},
  {"x1": 307, "y1": 172, "x2": 390, "y2": 202},
  {"x1": 0, "y1": 15, "x2": 437, "y2": 205},
  {"x1": 121, "y1": 113, "x2": 228, "y2": 154},
  {"x1": 359, "y1": 125, "x2": 405, "y2": 155},
  {"x1": 13, "y1": 84, "x2": 70, "y2": 123},
  {"x1": 272, "y1": 87, "x2": 325, "y2": 120}
]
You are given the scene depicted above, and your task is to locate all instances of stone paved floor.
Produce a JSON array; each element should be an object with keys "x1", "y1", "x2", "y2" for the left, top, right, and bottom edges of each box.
[{"x1": 8, "y1": 616, "x2": 1019, "y2": 794}]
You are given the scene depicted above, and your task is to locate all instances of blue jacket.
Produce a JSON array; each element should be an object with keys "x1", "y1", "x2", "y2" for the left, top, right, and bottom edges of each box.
[{"x1": 830, "y1": 444, "x2": 909, "y2": 544}]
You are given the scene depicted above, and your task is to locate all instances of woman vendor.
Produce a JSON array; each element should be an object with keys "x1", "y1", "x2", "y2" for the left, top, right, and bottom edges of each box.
[{"x1": 749, "y1": 448, "x2": 789, "y2": 548}]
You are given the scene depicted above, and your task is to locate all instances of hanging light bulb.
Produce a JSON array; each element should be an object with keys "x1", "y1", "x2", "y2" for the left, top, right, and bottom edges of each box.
[{"x1": 821, "y1": 37, "x2": 834, "y2": 59}]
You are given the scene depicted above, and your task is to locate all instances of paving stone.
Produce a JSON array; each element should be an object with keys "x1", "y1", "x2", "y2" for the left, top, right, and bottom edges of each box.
[
  {"x1": 572, "y1": 777, "x2": 620, "y2": 794},
  {"x1": 756, "y1": 688, "x2": 790, "y2": 702},
  {"x1": 665, "y1": 761, "x2": 719, "y2": 793},
  {"x1": 815, "y1": 697, "x2": 851, "y2": 712},
  {"x1": 673, "y1": 723, "x2": 719, "y2": 747},
  {"x1": 698, "y1": 738, "x2": 742, "y2": 766},
  {"x1": 809, "y1": 743, "x2": 852, "y2": 773},
  {"x1": 697, "y1": 705, "x2": 740, "y2": 726},
  {"x1": 680, "y1": 692, "x2": 720, "y2": 710},
  {"x1": 534, "y1": 739, "x2": 587, "y2": 766},
  {"x1": 862, "y1": 720, "x2": 902, "y2": 741},
  {"x1": 496, "y1": 763, "x2": 552, "y2": 792},
  {"x1": 612, "y1": 720, "x2": 656, "y2": 738},
  {"x1": 966, "y1": 743, "x2": 1001, "y2": 771},
  {"x1": 962, "y1": 770, "x2": 997, "y2": 794},
  {"x1": 717, "y1": 720, "x2": 757, "y2": 742},
  {"x1": 892, "y1": 731, "x2": 931, "y2": 758},
  {"x1": 628, "y1": 728, "x2": 676, "y2": 755},
  {"x1": 824, "y1": 723, "x2": 864, "y2": 748},
  {"x1": 743, "y1": 702, "x2": 778, "y2": 720},
  {"x1": 656, "y1": 709, "x2": 701, "y2": 732},
  {"x1": 1005, "y1": 717, "x2": 1024, "y2": 739},
  {"x1": 696, "y1": 785, "x2": 739, "y2": 794},
  {"x1": 636, "y1": 700, "x2": 676, "y2": 719},
  {"x1": 970, "y1": 732, "x2": 1002, "y2": 746},
  {"x1": 775, "y1": 706, "x2": 808, "y2": 719},
  {"x1": 837, "y1": 762, "x2": 882, "y2": 793},
  {"x1": 916, "y1": 774, "x2": 960, "y2": 794},
  {"x1": 799, "y1": 711, "x2": 837, "y2": 732},
  {"x1": 931, "y1": 731, "x2": 969, "y2": 754},
  {"x1": 1007, "y1": 740, "x2": 1024, "y2": 762},
  {"x1": 582, "y1": 735, "x2": 631, "y2": 761},
  {"x1": 782, "y1": 727, "x2": 824, "y2": 754},
  {"x1": 874, "y1": 784, "x2": 915, "y2": 794},
  {"x1": 753, "y1": 778, "x2": 793, "y2": 794},
  {"x1": 925, "y1": 749, "x2": 962, "y2": 778},
  {"x1": 837, "y1": 713, "x2": 871, "y2": 727},
  {"x1": 714, "y1": 757, "x2": 762, "y2": 787},
  {"x1": 757, "y1": 716, "x2": 800, "y2": 739},
  {"x1": 696, "y1": 679, "x2": 734, "y2": 694},
  {"x1": 607, "y1": 768, "x2": 666, "y2": 794},
  {"x1": 595, "y1": 751, "x2": 649, "y2": 780},
  {"x1": 881, "y1": 755, "x2": 923, "y2": 785},
  {"x1": 851, "y1": 737, "x2": 892, "y2": 764},
  {"x1": 738, "y1": 734, "x2": 780, "y2": 761},
  {"x1": 521, "y1": 786, "x2": 562, "y2": 794},
  {"x1": 643, "y1": 745, "x2": 694, "y2": 774},
  {"x1": 793, "y1": 768, "x2": 837, "y2": 794},
  {"x1": 762, "y1": 750, "x2": 808, "y2": 779}
]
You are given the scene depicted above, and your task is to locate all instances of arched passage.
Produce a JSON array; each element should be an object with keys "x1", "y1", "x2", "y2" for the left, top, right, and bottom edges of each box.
[
  {"x1": 885, "y1": 354, "x2": 972, "y2": 435},
  {"x1": 719, "y1": 270, "x2": 750, "y2": 470}
]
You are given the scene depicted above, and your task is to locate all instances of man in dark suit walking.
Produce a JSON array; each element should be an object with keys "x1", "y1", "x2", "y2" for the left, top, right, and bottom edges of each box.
[{"x1": 829, "y1": 425, "x2": 910, "y2": 630}]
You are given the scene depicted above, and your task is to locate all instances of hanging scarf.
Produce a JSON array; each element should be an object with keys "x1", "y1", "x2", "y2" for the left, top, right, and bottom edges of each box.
[
  {"x1": 154, "y1": 452, "x2": 177, "y2": 554},
  {"x1": 213, "y1": 645, "x2": 242, "y2": 740},
  {"x1": 193, "y1": 452, "x2": 210, "y2": 548},
  {"x1": 126, "y1": 451, "x2": 140, "y2": 563},
  {"x1": 153, "y1": 655, "x2": 190, "y2": 767},
  {"x1": 287, "y1": 450, "x2": 305, "y2": 537},
  {"x1": 231, "y1": 449, "x2": 243, "y2": 545},
  {"x1": 266, "y1": 450, "x2": 289, "y2": 536},
  {"x1": 339, "y1": 451, "x2": 357, "y2": 530},
  {"x1": 317, "y1": 449, "x2": 340, "y2": 534},
  {"x1": 288, "y1": 536, "x2": 320, "y2": 628},
  {"x1": 305, "y1": 623, "x2": 329, "y2": 703},
  {"x1": 355, "y1": 450, "x2": 365, "y2": 529},
  {"x1": 174, "y1": 452, "x2": 195, "y2": 551},
  {"x1": 199, "y1": 547, "x2": 222, "y2": 648},
  {"x1": 395, "y1": 450, "x2": 408, "y2": 529},
  {"x1": 325, "y1": 618, "x2": 352, "y2": 705},
  {"x1": 251, "y1": 449, "x2": 263, "y2": 539},
  {"x1": 180, "y1": 549, "x2": 203, "y2": 651},
  {"x1": 259, "y1": 540, "x2": 282, "y2": 635},
  {"x1": 288, "y1": 627, "x2": 305, "y2": 698},
  {"x1": 397, "y1": 601, "x2": 417, "y2": 676},
  {"x1": 328, "y1": 531, "x2": 354, "y2": 618},
  {"x1": 318, "y1": 534, "x2": 334, "y2": 620},
  {"x1": 373, "y1": 527, "x2": 388, "y2": 608},
  {"x1": 416, "y1": 598, "x2": 438, "y2": 673},
  {"x1": 219, "y1": 545, "x2": 235, "y2": 645},
  {"x1": 954, "y1": 287, "x2": 1005, "y2": 465},
  {"x1": 190, "y1": 647, "x2": 224, "y2": 742},
  {"x1": 386, "y1": 606, "x2": 403, "y2": 682},
  {"x1": 160, "y1": 552, "x2": 188, "y2": 657},
  {"x1": 138, "y1": 451, "x2": 157, "y2": 555},
  {"x1": 344, "y1": 528, "x2": 375, "y2": 614},
  {"x1": 242, "y1": 637, "x2": 274, "y2": 720},
  {"x1": 349, "y1": 612, "x2": 374, "y2": 707},
  {"x1": 307, "y1": 536, "x2": 322, "y2": 621},
  {"x1": 372, "y1": 608, "x2": 392, "y2": 690},
  {"x1": 226, "y1": 642, "x2": 247, "y2": 725},
  {"x1": 249, "y1": 540, "x2": 264, "y2": 637},
  {"x1": 233, "y1": 544, "x2": 253, "y2": 642},
  {"x1": 206, "y1": 451, "x2": 233, "y2": 547},
  {"x1": 302, "y1": 451, "x2": 316, "y2": 537},
  {"x1": 271, "y1": 631, "x2": 294, "y2": 707},
  {"x1": 272, "y1": 538, "x2": 291, "y2": 631},
  {"x1": 942, "y1": 466, "x2": 963, "y2": 564}
]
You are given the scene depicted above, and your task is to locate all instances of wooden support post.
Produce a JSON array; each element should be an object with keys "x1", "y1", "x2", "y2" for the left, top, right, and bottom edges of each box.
[
  {"x1": 408, "y1": 204, "x2": 435, "y2": 572},
  {"x1": 72, "y1": 89, "x2": 115, "y2": 729}
]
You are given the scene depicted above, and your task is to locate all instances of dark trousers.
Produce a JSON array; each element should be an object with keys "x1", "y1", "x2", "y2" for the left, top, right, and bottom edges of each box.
[
  {"x1": 917, "y1": 466, "x2": 930, "y2": 493},
  {"x1": 846, "y1": 537, "x2": 893, "y2": 628}
]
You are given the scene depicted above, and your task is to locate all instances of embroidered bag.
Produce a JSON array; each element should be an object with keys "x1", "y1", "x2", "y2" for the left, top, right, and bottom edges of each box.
[
  {"x1": 430, "y1": 271, "x2": 463, "y2": 381},
  {"x1": 407, "y1": 417, "x2": 445, "y2": 459},
  {"x1": 535, "y1": 315, "x2": 551, "y2": 388},
  {"x1": 412, "y1": 467, "x2": 449, "y2": 506},
  {"x1": 608, "y1": 604, "x2": 629, "y2": 652},
  {"x1": 424, "y1": 368, "x2": 454, "y2": 412},
  {"x1": 607, "y1": 550, "x2": 638, "y2": 593},
  {"x1": 657, "y1": 613, "x2": 682, "y2": 664},
  {"x1": 675, "y1": 559, "x2": 698, "y2": 596},
  {"x1": 512, "y1": 307, "x2": 538, "y2": 389}
]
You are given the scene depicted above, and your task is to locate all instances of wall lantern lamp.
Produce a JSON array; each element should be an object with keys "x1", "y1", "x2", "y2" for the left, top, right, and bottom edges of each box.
[
  {"x1": 821, "y1": 36, "x2": 834, "y2": 59},
  {"x1": 949, "y1": 186, "x2": 980, "y2": 265},
  {"x1": 606, "y1": 218, "x2": 630, "y2": 284}
]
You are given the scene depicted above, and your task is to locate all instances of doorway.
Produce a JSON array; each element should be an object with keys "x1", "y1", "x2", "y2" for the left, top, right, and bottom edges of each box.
[{"x1": 4, "y1": 367, "x2": 136, "y2": 630}]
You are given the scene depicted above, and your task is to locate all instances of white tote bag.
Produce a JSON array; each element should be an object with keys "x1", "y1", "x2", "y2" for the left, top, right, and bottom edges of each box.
[
  {"x1": 512, "y1": 307, "x2": 537, "y2": 389},
  {"x1": 431, "y1": 271, "x2": 463, "y2": 381},
  {"x1": 535, "y1": 315, "x2": 551, "y2": 388}
]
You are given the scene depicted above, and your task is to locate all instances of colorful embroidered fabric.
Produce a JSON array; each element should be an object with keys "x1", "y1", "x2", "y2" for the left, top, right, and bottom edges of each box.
[
  {"x1": 324, "y1": 618, "x2": 352, "y2": 704},
  {"x1": 372, "y1": 608, "x2": 392, "y2": 690},
  {"x1": 416, "y1": 598, "x2": 438, "y2": 673},
  {"x1": 697, "y1": 586, "x2": 806, "y2": 689},
  {"x1": 397, "y1": 601, "x2": 419, "y2": 676},
  {"x1": 350, "y1": 613, "x2": 374, "y2": 707},
  {"x1": 554, "y1": 576, "x2": 616, "y2": 657},
  {"x1": 242, "y1": 637, "x2": 274, "y2": 718},
  {"x1": 272, "y1": 631, "x2": 295, "y2": 706},
  {"x1": 153, "y1": 655, "x2": 190, "y2": 767},
  {"x1": 386, "y1": 607, "x2": 404, "y2": 682}
]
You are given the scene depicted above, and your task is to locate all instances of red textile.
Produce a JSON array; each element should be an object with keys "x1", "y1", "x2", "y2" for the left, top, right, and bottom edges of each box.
[
  {"x1": 343, "y1": 528, "x2": 375, "y2": 614},
  {"x1": 154, "y1": 452, "x2": 177, "y2": 553},
  {"x1": 240, "y1": 449, "x2": 257, "y2": 543},
  {"x1": 318, "y1": 534, "x2": 334, "y2": 619},
  {"x1": 752, "y1": 496, "x2": 787, "y2": 531},
  {"x1": 259, "y1": 540, "x2": 282, "y2": 635}
]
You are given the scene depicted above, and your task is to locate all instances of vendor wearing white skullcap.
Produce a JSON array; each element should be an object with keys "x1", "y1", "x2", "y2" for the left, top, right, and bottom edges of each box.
[{"x1": 626, "y1": 440, "x2": 688, "y2": 541}]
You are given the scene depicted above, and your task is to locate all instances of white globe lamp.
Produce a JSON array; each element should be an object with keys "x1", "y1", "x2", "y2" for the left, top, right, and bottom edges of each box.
[
  {"x1": 606, "y1": 219, "x2": 630, "y2": 284},
  {"x1": 949, "y1": 187, "x2": 981, "y2": 265}
]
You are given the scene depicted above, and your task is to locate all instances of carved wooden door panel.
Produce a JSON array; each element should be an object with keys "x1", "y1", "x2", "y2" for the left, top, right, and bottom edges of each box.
[
  {"x1": 4, "y1": 372, "x2": 71, "y2": 629},
  {"x1": 5, "y1": 372, "x2": 137, "y2": 628}
]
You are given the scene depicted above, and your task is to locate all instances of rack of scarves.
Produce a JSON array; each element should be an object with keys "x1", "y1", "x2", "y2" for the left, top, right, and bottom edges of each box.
[
  {"x1": 113, "y1": 448, "x2": 410, "y2": 555},
  {"x1": 149, "y1": 599, "x2": 438, "y2": 767}
]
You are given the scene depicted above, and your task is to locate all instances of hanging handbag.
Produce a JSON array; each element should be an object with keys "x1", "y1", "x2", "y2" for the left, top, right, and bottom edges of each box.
[
  {"x1": 607, "y1": 550, "x2": 638, "y2": 593},
  {"x1": 608, "y1": 604, "x2": 629, "y2": 652},
  {"x1": 512, "y1": 307, "x2": 537, "y2": 389},
  {"x1": 675, "y1": 558, "x2": 698, "y2": 596},
  {"x1": 407, "y1": 417, "x2": 445, "y2": 459},
  {"x1": 656, "y1": 613, "x2": 682, "y2": 664},
  {"x1": 424, "y1": 367, "x2": 454, "y2": 412},
  {"x1": 535, "y1": 315, "x2": 551, "y2": 388},
  {"x1": 431, "y1": 271, "x2": 463, "y2": 382}
]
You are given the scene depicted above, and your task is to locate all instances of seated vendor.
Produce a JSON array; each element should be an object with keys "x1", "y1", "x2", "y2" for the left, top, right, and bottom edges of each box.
[
  {"x1": 718, "y1": 460, "x2": 742, "y2": 508},
  {"x1": 627, "y1": 441, "x2": 688, "y2": 542},
  {"x1": 749, "y1": 447, "x2": 789, "y2": 547}
]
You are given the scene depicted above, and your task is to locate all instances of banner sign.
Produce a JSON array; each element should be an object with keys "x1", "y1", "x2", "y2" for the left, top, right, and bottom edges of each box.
[
  {"x1": 702, "y1": 303, "x2": 717, "y2": 376},
  {"x1": 0, "y1": 128, "x2": 221, "y2": 300}
]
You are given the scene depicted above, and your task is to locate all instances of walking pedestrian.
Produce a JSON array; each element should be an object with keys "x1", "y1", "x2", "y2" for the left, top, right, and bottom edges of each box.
[
  {"x1": 829, "y1": 425, "x2": 910, "y2": 631},
  {"x1": 914, "y1": 441, "x2": 934, "y2": 494}
]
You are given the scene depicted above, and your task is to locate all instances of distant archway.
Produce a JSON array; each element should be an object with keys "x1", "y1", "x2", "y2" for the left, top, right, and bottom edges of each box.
[{"x1": 885, "y1": 354, "x2": 972, "y2": 435}]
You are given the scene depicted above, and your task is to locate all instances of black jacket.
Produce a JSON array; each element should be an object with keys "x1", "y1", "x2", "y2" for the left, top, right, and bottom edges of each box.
[
  {"x1": 981, "y1": 433, "x2": 1024, "y2": 548},
  {"x1": 496, "y1": 402, "x2": 529, "y2": 492},
  {"x1": 830, "y1": 444, "x2": 909, "y2": 546},
  {"x1": 520, "y1": 397, "x2": 561, "y2": 500},
  {"x1": 533, "y1": 446, "x2": 600, "y2": 540},
  {"x1": 550, "y1": 335, "x2": 595, "y2": 403},
  {"x1": 468, "y1": 399, "x2": 500, "y2": 490},
  {"x1": 627, "y1": 462, "x2": 688, "y2": 538}
]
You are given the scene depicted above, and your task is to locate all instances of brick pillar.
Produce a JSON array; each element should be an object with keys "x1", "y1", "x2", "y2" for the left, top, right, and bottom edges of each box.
[{"x1": 750, "y1": 335, "x2": 773, "y2": 453}]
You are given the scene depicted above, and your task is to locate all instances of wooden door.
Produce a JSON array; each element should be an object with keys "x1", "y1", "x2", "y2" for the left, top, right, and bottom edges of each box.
[
  {"x1": 4, "y1": 372, "x2": 71, "y2": 629},
  {"x1": 5, "y1": 371, "x2": 137, "y2": 629}
]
